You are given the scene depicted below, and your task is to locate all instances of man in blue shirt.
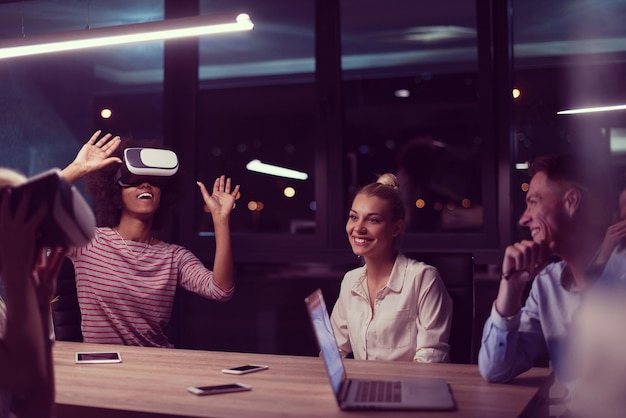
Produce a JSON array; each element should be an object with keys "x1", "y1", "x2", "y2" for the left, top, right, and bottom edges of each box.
[{"x1": 478, "y1": 153, "x2": 609, "y2": 392}]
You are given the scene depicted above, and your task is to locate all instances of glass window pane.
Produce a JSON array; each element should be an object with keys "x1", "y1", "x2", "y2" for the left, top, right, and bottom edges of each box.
[
  {"x1": 199, "y1": 1, "x2": 315, "y2": 85},
  {"x1": 0, "y1": 0, "x2": 164, "y2": 177},
  {"x1": 512, "y1": 0, "x2": 626, "y2": 233},
  {"x1": 0, "y1": 0, "x2": 163, "y2": 36},
  {"x1": 341, "y1": 0, "x2": 483, "y2": 233},
  {"x1": 197, "y1": 1, "x2": 316, "y2": 235}
]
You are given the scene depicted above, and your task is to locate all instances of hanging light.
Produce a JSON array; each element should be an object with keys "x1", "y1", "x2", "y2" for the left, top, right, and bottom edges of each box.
[
  {"x1": 557, "y1": 104, "x2": 626, "y2": 115},
  {"x1": 246, "y1": 159, "x2": 308, "y2": 181},
  {"x1": 0, "y1": 13, "x2": 253, "y2": 60}
]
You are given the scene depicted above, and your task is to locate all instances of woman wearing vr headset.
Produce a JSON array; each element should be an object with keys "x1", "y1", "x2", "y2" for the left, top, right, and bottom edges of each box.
[
  {"x1": 61, "y1": 130, "x2": 239, "y2": 348},
  {"x1": 0, "y1": 168, "x2": 63, "y2": 418}
]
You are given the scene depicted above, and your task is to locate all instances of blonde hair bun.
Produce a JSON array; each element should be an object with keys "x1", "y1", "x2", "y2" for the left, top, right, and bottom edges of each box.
[{"x1": 376, "y1": 173, "x2": 400, "y2": 191}]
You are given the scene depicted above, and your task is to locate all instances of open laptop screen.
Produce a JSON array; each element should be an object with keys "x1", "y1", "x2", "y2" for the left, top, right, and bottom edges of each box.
[{"x1": 304, "y1": 289, "x2": 346, "y2": 395}]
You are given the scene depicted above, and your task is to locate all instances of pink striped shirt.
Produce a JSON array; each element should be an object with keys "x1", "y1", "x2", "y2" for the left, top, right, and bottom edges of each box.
[{"x1": 67, "y1": 227, "x2": 234, "y2": 347}]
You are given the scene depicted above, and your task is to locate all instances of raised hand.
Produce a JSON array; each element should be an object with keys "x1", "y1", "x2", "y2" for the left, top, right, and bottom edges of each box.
[
  {"x1": 196, "y1": 175, "x2": 240, "y2": 221},
  {"x1": 594, "y1": 219, "x2": 626, "y2": 266},
  {"x1": 62, "y1": 130, "x2": 122, "y2": 183}
]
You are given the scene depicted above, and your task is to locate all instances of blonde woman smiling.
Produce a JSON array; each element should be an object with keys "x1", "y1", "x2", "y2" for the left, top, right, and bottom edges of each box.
[{"x1": 330, "y1": 173, "x2": 452, "y2": 362}]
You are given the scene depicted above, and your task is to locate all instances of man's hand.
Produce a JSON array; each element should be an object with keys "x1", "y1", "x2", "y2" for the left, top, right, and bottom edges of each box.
[{"x1": 495, "y1": 239, "x2": 554, "y2": 317}]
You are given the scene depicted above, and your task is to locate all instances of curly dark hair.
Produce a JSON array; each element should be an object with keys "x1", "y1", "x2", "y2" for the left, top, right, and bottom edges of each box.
[{"x1": 84, "y1": 139, "x2": 182, "y2": 230}]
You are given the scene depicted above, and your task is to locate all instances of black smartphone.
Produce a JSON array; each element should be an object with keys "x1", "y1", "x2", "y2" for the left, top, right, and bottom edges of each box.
[
  {"x1": 75, "y1": 351, "x2": 122, "y2": 364},
  {"x1": 221, "y1": 364, "x2": 269, "y2": 375},
  {"x1": 187, "y1": 383, "x2": 251, "y2": 396}
]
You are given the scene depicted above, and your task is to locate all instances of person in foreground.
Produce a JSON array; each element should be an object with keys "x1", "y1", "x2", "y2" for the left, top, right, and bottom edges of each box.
[
  {"x1": 564, "y1": 179, "x2": 626, "y2": 418},
  {"x1": 478, "y1": 153, "x2": 608, "y2": 391},
  {"x1": 565, "y1": 287, "x2": 626, "y2": 418},
  {"x1": 61, "y1": 131, "x2": 240, "y2": 347},
  {"x1": 0, "y1": 168, "x2": 65, "y2": 418},
  {"x1": 330, "y1": 173, "x2": 452, "y2": 362}
]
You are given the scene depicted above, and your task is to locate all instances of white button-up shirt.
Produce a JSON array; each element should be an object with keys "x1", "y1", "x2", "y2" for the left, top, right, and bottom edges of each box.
[{"x1": 330, "y1": 253, "x2": 452, "y2": 362}]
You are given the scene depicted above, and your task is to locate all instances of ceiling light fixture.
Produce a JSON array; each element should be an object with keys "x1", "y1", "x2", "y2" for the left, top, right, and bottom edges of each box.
[
  {"x1": 246, "y1": 159, "x2": 308, "y2": 180},
  {"x1": 0, "y1": 13, "x2": 253, "y2": 60},
  {"x1": 557, "y1": 104, "x2": 626, "y2": 115},
  {"x1": 515, "y1": 162, "x2": 529, "y2": 170}
]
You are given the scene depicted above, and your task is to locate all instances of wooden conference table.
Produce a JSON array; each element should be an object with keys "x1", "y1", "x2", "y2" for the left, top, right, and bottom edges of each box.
[{"x1": 53, "y1": 341, "x2": 554, "y2": 418}]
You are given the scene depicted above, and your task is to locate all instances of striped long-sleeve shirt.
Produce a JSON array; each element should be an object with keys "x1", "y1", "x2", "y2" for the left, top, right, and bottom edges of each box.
[{"x1": 66, "y1": 227, "x2": 234, "y2": 347}]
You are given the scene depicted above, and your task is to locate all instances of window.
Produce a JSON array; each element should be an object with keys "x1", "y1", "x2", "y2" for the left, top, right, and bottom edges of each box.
[
  {"x1": 196, "y1": 0, "x2": 316, "y2": 235},
  {"x1": 340, "y1": 0, "x2": 485, "y2": 235},
  {"x1": 512, "y1": 0, "x2": 626, "y2": 234},
  {"x1": 0, "y1": 0, "x2": 165, "y2": 178}
]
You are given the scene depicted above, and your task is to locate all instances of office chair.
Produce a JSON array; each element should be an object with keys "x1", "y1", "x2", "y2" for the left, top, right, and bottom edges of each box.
[
  {"x1": 51, "y1": 258, "x2": 83, "y2": 342},
  {"x1": 406, "y1": 252, "x2": 475, "y2": 364}
]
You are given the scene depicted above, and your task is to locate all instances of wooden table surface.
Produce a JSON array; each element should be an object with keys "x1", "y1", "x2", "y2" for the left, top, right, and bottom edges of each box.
[{"x1": 53, "y1": 341, "x2": 553, "y2": 418}]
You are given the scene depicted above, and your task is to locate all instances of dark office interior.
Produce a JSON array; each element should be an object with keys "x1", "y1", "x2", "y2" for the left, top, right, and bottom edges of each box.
[{"x1": 1, "y1": 0, "x2": 626, "y2": 365}]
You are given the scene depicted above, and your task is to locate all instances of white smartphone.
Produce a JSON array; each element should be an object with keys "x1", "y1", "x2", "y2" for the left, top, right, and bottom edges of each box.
[
  {"x1": 75, "y1": 351, "x2": 122, "y2": 364},
  {"x1": 221, "y1": 364, "x2": 269, "y2": 375},
  {"x1": 187, "y1": 383, "x2": 252, "y2": 396}
]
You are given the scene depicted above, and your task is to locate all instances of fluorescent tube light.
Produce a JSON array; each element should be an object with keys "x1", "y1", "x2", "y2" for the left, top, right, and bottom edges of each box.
[
  {"x1": 557, "y1": 104, "x2": 626, "y2": 115},
  {"x1": 515, "y1": 162, "x2": 529, "y2": 170},
  {"x1": 0, "y1": 13, "x2": 253, "y2": 59},
  {"x1": 610, "y1": 128, "x2": 626, "y2": 154},
  {"x1": 246, "y1": 159, "x2": 308, "y2": 180}
]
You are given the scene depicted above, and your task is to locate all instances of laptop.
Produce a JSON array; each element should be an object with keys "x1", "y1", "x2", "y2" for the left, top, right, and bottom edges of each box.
[{"x1": 304, "y1": 288, "x2": 456, "y2": 411}]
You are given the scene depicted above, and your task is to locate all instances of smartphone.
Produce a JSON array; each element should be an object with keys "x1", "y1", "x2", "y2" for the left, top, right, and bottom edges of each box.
[
  {"x1": 187, "y1": 383, "x2": 251, "y2": 396},
  {"x1": 221, "y1": 364, "x2": 269, "y2": 375},
  {"x1": 75, "y1": 351, "x2": 122, "y2": 364}
]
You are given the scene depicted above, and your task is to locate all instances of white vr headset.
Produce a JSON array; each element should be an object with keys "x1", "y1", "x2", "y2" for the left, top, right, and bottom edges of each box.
[
  {"x1": 114, "y1": 148, "x2": 179, "y2": 187},
  {"x1": 1, "y1": 168, "x2": 96, "y2": 247}
]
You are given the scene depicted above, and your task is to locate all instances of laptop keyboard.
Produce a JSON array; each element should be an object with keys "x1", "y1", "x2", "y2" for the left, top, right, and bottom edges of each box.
[{"x1": 355, "y1": 380, "x2": 402, "y2": 403}]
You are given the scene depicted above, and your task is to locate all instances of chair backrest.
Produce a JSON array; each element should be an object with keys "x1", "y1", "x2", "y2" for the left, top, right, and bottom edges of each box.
[
  {"x1": 51, "y1": 258, "x2": 83, "y2": 342},
  {"x1": 406, "y1": 252, "x2": 475, "y2": 364}
]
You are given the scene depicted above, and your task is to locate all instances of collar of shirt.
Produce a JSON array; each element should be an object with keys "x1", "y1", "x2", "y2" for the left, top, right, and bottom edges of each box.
[{"x1": 351, "y1": 253, "x2": 407, "y2": 299}]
